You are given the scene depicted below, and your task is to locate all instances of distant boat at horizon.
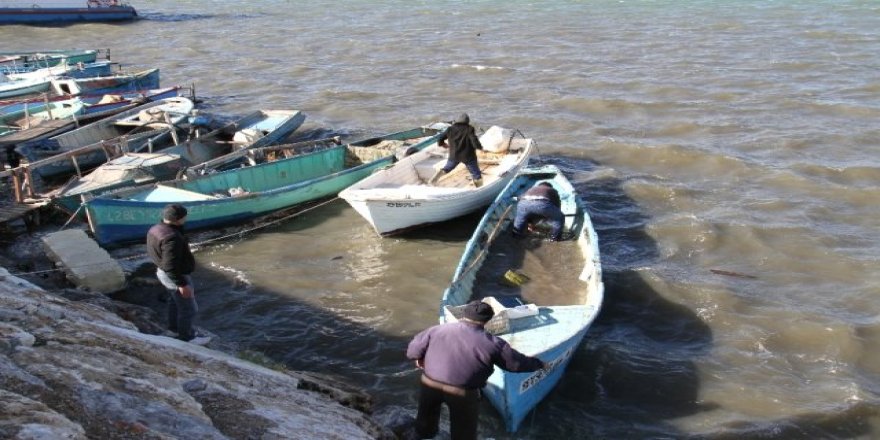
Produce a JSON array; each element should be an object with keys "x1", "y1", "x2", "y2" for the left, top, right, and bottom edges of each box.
[{"x1": 0, "y1": 0, "x2": 137, "y2": 24}]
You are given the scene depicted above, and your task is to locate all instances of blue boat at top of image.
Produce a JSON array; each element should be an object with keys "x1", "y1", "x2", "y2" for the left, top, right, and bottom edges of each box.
[{"x1": 0, "y1": 0, "x2": 137, "y2": 24}]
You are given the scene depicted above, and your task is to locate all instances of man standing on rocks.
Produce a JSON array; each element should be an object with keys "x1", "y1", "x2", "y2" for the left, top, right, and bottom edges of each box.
[
  {"x1": 406, "y1": 301, "x2": 546, "y2": 439},
  {"x1": 146, "y1": 204, "x2": 211, "y2": 346}
]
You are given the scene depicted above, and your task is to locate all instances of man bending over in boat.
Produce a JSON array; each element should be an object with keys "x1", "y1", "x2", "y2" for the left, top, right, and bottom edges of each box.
[
  {"x1": 512, "y1": 182, "x2": 565, "y2": 241},
  {"x1": 429, "y1": 113, "x2": 485, "y2": 188},
  {"x1": 406, "y1": 301, "x2": 546, "y2": 439}
]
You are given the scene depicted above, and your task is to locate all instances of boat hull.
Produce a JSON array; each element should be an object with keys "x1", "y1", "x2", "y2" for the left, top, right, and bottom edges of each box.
[
  {"x1": 340, "y1": 137, "x2": 534, "y2": 236},
  {"x1": 0, "y1": 6, "x2": 137, "y2": 24},
  {"x1": 84, "y1": 126, "x2": 445, "y2": 245},
  {"x1": 53, "y1": 109, "x2": 306, "y2": 213}
]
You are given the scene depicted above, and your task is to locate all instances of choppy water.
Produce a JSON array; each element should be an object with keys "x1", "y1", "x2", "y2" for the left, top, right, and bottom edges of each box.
[{"x1": 4, "y1": 1, "x2": 880, "y2": 438}]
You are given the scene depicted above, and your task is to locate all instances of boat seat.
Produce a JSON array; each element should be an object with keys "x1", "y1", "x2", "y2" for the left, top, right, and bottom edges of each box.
[
  {"x1": 443, "y1": 296, "x2": 539, "y2": 335},
  {"x1": 144, "y1": 185, "x2": 218, "y2": 202}
]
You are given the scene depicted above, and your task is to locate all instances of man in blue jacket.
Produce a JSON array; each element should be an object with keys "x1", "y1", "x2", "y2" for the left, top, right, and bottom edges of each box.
[{"x1": 406, "y1": 301, "x2": 546, "y2": 439}]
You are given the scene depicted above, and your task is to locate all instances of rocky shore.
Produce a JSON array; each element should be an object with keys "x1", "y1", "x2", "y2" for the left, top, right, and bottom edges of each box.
[{"x1": 0, "y1": 211, "x2": 411, "y2": 439}]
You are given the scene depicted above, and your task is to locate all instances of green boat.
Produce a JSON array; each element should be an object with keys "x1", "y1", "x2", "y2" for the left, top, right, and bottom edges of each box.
[
  {"x1": 83, "y1": 123, "x2": 449, "y2": 246},
  {"x1": 0, "y1": 49, "x2": 100, "y2": 70},
  {"x1": 50, "y1": 109, "x2": 307, "y2": 214},
  {"x1": 0, "y1": 98, "x2": 85, "y2": 136}
]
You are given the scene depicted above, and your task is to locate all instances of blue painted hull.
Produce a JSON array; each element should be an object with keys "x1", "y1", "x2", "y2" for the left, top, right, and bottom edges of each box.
[
  {"x1": 439, "y1": 165, "x2": 605, "y2": 432},
  {"x1": 0, "y1": 7, "x2": 137, "y2": 24},
  {"x1": 85, "y1": 126, "x2": 446, "y2": 246}
]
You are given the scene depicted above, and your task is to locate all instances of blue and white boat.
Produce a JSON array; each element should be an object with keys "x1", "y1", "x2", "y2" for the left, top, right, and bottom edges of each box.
[
  {"x1": 439, "y1": 164, "x2": 604, "y2": 432},
  {"x1": 0, "y1": 1, "x2": 137, "y2": 24}
]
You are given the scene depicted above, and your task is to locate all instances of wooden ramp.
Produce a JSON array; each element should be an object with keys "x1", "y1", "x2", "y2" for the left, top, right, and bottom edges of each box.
[{"x1": 0, "y1": 201, "x2": 46, "y2": 225}]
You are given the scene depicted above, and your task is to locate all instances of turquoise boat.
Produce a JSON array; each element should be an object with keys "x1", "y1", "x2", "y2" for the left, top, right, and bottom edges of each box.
[
  {"x1": 51, "y1": 109, "x2": 307, "y2": 214},
  {"x1": 0, "y1": 50, "x2": 99, "y2": 68},
  {"x1": 83, "y1": 124, "x2": 449, "y2": 246},
  {"x1": 0, "y1": 98, "x2": 85, "y2": 136},
  {"x1": 439, "y1": 164, "x2": 604, "y2": 432},
  {"x1": 0, "y1": 73, "x2": 51, "y2": 99},
  {"x1": 4, "y1": 60, "x2": 113, "y2": 81}
]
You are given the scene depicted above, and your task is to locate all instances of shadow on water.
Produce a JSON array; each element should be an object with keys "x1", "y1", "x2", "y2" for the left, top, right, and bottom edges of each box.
[
  {"x1": 701, "y1": 401, "x2": 878, "y2": 439},
  {"x1": 503, "y1": 155, "x2": 717, "y2": 438},
  {"x1": 136, "y1": 13, "x2": 220, "y2": 22},
  {"x1": 119, "y1": 154, "x2": 719, "y2": 439}
]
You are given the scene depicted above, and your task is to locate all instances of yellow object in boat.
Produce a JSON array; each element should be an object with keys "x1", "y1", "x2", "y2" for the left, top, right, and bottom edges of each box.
[{"x1": 503, "y1": 269, "x2": 530, "y2": 286}]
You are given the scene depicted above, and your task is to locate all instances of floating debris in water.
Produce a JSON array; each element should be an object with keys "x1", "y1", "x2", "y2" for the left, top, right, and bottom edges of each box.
[{"x1": 710, "y1": 269, "x2": 757, "y2": 279}]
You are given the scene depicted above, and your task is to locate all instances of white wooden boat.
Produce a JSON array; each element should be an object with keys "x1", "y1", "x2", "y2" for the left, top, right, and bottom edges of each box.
[
  {"x1": 339, "y1": 126, "x2": 534, "y2": 235},
  {"x1": 439, "y1": 165, "x2": 604, "y2": 432}
]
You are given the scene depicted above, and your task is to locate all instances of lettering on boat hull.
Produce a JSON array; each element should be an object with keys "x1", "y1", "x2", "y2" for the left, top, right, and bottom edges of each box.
[{"x1": 519, "y1": 346, "x2": 573, "y2": 394}]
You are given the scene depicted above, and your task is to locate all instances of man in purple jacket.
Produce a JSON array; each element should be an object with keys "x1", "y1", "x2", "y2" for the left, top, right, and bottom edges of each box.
[{"x1": 406, "y1": 301, "x2": 546, "y2": 439}]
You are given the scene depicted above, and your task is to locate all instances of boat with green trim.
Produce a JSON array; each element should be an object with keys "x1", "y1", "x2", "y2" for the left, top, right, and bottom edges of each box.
[{"x1": 83, "y1": 123, "x2": 448, "y2": 245}]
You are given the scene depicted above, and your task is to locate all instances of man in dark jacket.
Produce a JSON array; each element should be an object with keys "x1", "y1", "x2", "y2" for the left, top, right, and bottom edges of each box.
[
  {"x1": 512, "y1": 182, "x2": 565, "y2": 241},
  {"x1": 406, "y1": 301, "x2": 546, "y2": 439},
  {"x1": 429, "y1": 113, "x2": 485, "y2": 187},
  {"x1": 146, "y1": 204, "x2": 210, "y2": 345}
]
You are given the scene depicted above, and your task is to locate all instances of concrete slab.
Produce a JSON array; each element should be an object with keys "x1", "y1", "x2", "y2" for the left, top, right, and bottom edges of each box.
[{"x1": 41, "y1": 229, "x2": 125, "y2": 294}]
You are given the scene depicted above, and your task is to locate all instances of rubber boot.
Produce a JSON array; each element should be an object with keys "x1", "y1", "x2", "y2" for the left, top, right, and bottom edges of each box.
[
  {"x1": 472, "y1": 178, "x2": 483, "y2": 188},
  {"x1": 428, "y1": 169, "x2": 447, "y2": 185}
]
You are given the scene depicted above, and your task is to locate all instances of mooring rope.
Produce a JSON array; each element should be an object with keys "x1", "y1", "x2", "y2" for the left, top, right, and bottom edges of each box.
[{"x1": 4, "y1": 197, "x2": 341, "y2": 278}]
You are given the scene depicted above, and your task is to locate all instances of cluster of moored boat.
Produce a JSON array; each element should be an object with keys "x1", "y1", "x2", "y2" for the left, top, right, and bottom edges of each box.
[{"x1": 0, "y1": 48, "x2": 605, "y2": 433}]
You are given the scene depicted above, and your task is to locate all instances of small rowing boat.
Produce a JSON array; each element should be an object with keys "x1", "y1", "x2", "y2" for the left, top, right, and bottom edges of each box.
[{"x1": 439, "y1": 164, "x2": 604, "y2": 432}]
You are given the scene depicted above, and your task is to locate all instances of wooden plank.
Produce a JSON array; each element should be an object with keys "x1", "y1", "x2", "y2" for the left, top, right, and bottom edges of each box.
[
  {"x1": 0, "y1": 119, "x2": 76, "y2": 146},
  {"x1": 0, "y1": 201, "x2": 43, "y2": 224}
]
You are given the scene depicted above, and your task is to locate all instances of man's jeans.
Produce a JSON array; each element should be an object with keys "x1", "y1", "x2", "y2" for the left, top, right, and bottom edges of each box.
[
  {"x1": 513, "y1": 199, "x2": 564, "y2": 241},
  {"x1": 156, "y1": 270, "x2": 197, "y2": 341},
  {"x1": 442, "y1": 159, "x2": 482, "y2": 180}
]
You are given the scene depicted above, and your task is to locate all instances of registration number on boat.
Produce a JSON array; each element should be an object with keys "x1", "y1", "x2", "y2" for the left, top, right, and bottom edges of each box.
[
  {"x1": 386, "y1": 202, "x2": 421, "y2": 208},
  {"x1": 519, "y1": 347, "x2": 573, "y2": 394}
]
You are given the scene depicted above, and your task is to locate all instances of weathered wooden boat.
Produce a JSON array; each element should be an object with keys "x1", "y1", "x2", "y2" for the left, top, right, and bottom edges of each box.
[
  {"x1": 49, "y1": 68, "x2": 159, "y2": 96},
  {"x1": 83, "y1": 124, "x2": 448, "y2": 245},
  {"x1": 0, "y1": 86, "x2": 182, "y2": 119},
  {"x1": 0, "y1": 87, "x2": 183, "y2": 156},
  {"x1": 0, "y1": 49, "x2": 99, "y2": 68},
  {"x1": 0, "y1": 1, "x2": 137, "y2": 24},
  {"x1": 51, "y1": 109, "x2": 306, "y2": 213},
  {"x1": 339, "y1": 126, "x2": 534, "y2": 236},
  {"x1": 17, "y1": 96, "x2": 194, "y2": 179},
  {"x1": 0, "y1": 98, "x2": 84, "y2": 136},
  {"x1": 439, "y1": 164, "x2": 604, "y2": 432}
]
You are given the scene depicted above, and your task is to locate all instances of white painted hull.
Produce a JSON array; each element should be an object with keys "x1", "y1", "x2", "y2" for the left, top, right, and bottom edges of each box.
[{"x1": 340, "y1": 129, "x2": 534, "y2": 235}]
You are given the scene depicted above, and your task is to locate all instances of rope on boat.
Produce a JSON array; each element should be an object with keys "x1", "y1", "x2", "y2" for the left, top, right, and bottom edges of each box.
[
  {"x1": 188, "y1": 196, "x2": 341, "y2": 249},
  {"x1": 5, "y1": 197, "x2": 341, "y2": 278},
  {"x1": 452, "y1": 203, "x2": 516, "y2": 284}
]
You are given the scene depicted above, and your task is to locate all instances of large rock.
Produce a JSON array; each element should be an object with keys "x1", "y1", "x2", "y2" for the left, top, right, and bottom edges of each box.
[{"x1": 0, "y1": 267, "x2": 389, "y2": 439}]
